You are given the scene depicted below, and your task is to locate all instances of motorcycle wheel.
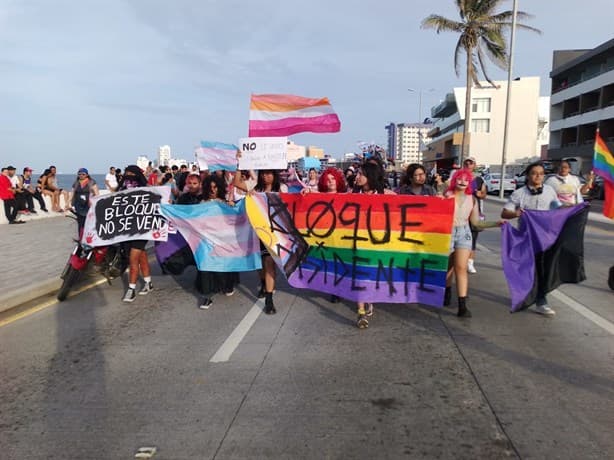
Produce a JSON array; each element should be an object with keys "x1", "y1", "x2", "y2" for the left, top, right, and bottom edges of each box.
[{"x1": 57, "y1": 266, "x2": 81, "y2": 301}]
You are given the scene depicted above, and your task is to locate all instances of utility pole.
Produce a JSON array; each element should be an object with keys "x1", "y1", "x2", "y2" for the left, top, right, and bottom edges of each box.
[{"x1": 499, "y1": 0, "x2": 518, "y2": 199}]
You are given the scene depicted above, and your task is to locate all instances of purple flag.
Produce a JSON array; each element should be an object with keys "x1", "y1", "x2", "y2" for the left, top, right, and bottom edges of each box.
[{"x1": 501, "y1": 203, "x2": 589, "y2": 311}]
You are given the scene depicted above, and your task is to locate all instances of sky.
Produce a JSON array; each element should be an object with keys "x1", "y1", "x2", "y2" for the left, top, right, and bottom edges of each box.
[{"x1": 1, "y1": 0, "x2": 613, "y2": 174}]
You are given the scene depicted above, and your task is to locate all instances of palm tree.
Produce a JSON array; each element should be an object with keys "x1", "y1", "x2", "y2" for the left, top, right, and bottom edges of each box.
[{"x1": 421, "y1": 0, "x2": 540, "y2": 164}]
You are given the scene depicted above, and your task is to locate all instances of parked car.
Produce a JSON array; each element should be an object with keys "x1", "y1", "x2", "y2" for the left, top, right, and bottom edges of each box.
[{"x1": 483, "y1": 173, "x2": 516, "y2": 195}]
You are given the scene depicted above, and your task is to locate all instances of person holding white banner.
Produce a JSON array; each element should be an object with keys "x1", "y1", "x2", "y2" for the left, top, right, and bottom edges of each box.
[{"x1": 120, "y1": 165, "x2": 154, "y2": 303}]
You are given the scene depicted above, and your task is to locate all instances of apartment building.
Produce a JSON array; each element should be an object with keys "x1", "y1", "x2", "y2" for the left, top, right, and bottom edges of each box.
[
  {"x1": 548, "y1": 38, "x2": 614, "y2": 172},
  {"x1": 423, "y1": 76, "x2": 546, "y2": 170},
  {"x1": 385, "y1": 122, "x2": 432, "y2": 166}
]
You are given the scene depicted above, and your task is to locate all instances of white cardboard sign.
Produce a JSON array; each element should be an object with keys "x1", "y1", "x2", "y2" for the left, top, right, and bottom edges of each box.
[{"x1": 238, "y1": 137, "x2": 288, "y2": 170}]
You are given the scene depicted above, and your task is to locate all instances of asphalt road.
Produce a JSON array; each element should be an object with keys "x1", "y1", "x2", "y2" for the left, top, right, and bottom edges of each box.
[{"x1": 1, "y1": 201, "x2": 613, "y2": 459}]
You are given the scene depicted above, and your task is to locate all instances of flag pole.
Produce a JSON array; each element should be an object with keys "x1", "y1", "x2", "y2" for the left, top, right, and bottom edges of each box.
[{"x1": 499, "y1": 0, "x2": 518, "y2": 199}]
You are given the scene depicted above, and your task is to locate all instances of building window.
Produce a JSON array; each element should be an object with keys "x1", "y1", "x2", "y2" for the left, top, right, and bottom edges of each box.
[
  {"x1": 471, "y1": 119, "x2": 490, "y2": 133},
  {"x1": 472, "y1": 98, "x2": 491, "y2": 113}
]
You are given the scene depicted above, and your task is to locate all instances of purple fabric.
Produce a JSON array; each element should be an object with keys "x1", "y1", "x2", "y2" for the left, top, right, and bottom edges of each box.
[
  {"x1": 501, "y1": 203, "x2": 588, "y2": 311},
  {"x1": 155, "y1": 231, "x2": 189, "y2": 264}
]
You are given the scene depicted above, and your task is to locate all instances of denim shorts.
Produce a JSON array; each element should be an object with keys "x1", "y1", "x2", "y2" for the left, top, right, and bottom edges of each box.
[{"x1": 450, "y1": 224, "x2": 473, "y2": 251}]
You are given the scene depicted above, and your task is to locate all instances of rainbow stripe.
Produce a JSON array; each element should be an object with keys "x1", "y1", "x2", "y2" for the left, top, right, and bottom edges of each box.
[
  {"x1": 245, "y1": 193, "x2": 454, "y2": 306},
  {"x1": 248, "y1": 94, "x2": 341, "y2": 137},
  {"x1": 594, "y1": 131, "x2": 614, "y2": 219},
  {"x1": 594, "y1": 131, "x2": 614, "y2": 184}
]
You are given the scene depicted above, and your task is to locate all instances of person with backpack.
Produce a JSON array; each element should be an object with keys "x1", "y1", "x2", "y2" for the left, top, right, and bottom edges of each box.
[
  {"x1": 463, "y1": 157, "x2": 487, "y2": 274},
  {"x1": 70, "y1": 168, "x2": 99, "y2": 235}
]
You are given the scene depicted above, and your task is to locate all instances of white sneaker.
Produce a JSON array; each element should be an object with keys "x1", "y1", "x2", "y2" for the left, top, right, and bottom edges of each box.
[
  {"x1": 122, "y1": 288, "x2": 136, "y2": 303},
  {"x1": 467, "y1": 259, "x2": 477, "y2": 274},
  {"x1": 139, "y1": 281, "x2": 153, "y2": 295},
  {"x1": 534, "y1": 304, "x2": 556, "y2": 316}
]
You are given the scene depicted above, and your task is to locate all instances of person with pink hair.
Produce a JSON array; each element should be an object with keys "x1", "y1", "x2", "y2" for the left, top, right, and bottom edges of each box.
[{"x1": 444, "y1": 168, "x2": 502, "y2": 317}]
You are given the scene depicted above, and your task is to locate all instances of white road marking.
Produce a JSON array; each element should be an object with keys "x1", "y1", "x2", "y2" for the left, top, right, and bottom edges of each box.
[
  {"x1": 551, "y1": 289, "x2": 614, "y2": 336},
  {"x1": 210, "y1": 300, "x2": 264, "y2": 362},
  {"x1": 135, "y1": 446, "x2": 157, "y2": 458}
]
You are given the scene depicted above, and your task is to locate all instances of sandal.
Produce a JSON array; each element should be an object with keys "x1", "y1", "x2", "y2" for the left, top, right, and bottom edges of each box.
[{"x1": 365, "y1": 303, "x2": 374, "y2": 317}]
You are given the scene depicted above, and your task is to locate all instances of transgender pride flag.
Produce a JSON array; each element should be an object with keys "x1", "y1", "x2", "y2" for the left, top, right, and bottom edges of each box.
[
  {"x1": 160, "y1": 200, "x2": 262, "y2": 272},
  {"x1": 248, "y1": 94, "x2": 341, "y2": 137},
  {"x1": 195, "y1": 140, "x2": 238, "y2": 172}
]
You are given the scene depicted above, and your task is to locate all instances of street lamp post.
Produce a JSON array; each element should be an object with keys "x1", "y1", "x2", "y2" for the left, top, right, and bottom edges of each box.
[
  {"x1": 499, "y1": 0, "x2": 518, "y2": 199},
  {"x1": 408, "y1": 88, "x2": 435, "y2": 122}
]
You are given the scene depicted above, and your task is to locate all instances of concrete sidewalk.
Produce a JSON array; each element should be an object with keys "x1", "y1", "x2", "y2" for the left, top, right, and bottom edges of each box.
[{"x1": 0, "y1": 215, "x2": 76, "y2": 312}]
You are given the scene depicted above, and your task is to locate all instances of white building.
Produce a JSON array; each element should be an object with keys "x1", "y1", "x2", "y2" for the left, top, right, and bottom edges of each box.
[
  {"x1": 423, "y1": 76, "x2": 547, "y2": 169},
  {"x1": 385, "y1": 122, "x2": 432, "y2": 166},
  {"x1": 158, "y1": 145, "x2": 171, "y2": 166}
]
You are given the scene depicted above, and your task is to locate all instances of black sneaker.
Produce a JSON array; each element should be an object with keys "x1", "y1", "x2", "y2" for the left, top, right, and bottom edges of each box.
[
  {"x1": 30, "y1": 210, "x2": 38, "y2": 214},
  {"x1": 122, "y1": 288, "x2": 136, "y2": 303},
  {"x1": 264, "y1": 293, "x2": 276, "y2": 314},
  {"x1": 199, "y1": 298, "x2": 213, "y2": 310}
]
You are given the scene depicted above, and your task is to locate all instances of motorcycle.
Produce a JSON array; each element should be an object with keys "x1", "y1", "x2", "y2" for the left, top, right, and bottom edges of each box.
[{"x1": 57, "y1": 233, "x2": 128, "y2": 301}]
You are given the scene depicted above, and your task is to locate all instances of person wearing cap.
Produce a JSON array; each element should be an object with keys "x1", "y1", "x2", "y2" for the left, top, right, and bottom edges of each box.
[
  {"x1": 0, "y1": 166, "x2": 25, "y2": 224},
  {"x1": 5, "y1": 166, "x2": 29, "y2": 215},
  {"x1": 19, "y1": 167, "x2": 48, "y2": 213},
  {"x1": 463, "y1": 156, "x2": 486, "y2": 274},
  {"x1": 70, "y1": 168, "x2": 99, "y2": 234}
]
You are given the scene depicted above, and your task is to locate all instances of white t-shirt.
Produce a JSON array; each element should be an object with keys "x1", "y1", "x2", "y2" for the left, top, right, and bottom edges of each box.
[
  {"x1": 544, "y1": 174, "x2": 583, "y2": 206},
  {"x1": 105, "y1": 173, "x2": 118, "y2": 191}
]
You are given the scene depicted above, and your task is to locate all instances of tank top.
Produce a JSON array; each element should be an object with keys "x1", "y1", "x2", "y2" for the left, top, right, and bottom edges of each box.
[{"x1": 453, "y1": 195, "x2": 474, "y2": 227}]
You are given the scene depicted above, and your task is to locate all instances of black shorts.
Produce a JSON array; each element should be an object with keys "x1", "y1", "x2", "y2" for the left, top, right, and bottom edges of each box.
[{"x1": 125, "y1": 239, "x2": 147, "y2": 251}]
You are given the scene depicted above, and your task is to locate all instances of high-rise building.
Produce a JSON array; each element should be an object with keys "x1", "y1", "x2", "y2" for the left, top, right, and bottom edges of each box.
[
  {"x1": 158, "y1": 145, "x2": 171, "y2": 166},
  {"x1": 385, "y1": 123, "x2": 432, "y2": 166},
  {"x1": 423, "y1": 76, "x2": 546, "y2": 170},
  {"x1": 548, "y1": 38, "x2": 614, "y2": 173}
]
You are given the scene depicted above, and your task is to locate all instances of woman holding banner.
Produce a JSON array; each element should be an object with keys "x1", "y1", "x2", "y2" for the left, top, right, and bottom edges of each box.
[
  {"x1": 120, "y1": 165, "x2": 154, "y2": 303},
  {"x1": 235, "y1": 168, "x2": 287, "y2": 314},
  {"x1": 445, "y1": 169, "x2": 502, "y2": 317},
  {"x1": 352, "y1": 160, "x2": 395, "y2": 328},
  {"x1": 196, "y1": 175, "x2": 240, "y2": 309}
]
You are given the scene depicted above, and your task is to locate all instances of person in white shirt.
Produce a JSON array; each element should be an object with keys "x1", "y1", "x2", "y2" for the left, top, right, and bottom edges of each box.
[
  {"x1": 105, "y1": 166, "x2": 119, "y2": 192},
  {"x1": 544, "y1": 160, "x2": 594, "y2": 206}
]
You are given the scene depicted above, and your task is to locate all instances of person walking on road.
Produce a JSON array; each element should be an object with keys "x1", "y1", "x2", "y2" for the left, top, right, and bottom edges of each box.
[
  {"x1": 70, "y1": 168, "x2": 99, "y2": 236},
  {"x1": 462, "y1": 156, "x2": 487, "y2": 274},
  {"x1": 501, "y1": 162, "x2": 562, "y2": 316},
  {"x1": 119, "y1": 165, "x2": 154, "y2": 303},
  {"x1": 352, "y1": 160, "x2": 395, "y2": 328},
  {"x1": 444, "y1": 168, "x2": 502, "y2": 317},
  {"x1": 544, "y1": 159, "x2": 594, "y2": 206}
]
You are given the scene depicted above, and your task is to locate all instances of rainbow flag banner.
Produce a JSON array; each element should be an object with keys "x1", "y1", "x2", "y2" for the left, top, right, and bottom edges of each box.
[
  {"x1": 195, "y1": 140, "x2": 238, "y2": 172},
  {"x1": 593, "y1": 131, "x2": 614, "y2": 219},
  {"x1": 248, "y1": 94, "x2": 341, "y2": 137},
  {"x1": 246, "y1": 193, "x2": 454, "y2": 306}
]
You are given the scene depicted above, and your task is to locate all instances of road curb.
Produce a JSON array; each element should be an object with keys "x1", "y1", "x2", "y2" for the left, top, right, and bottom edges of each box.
[{"x1": 0, "y1": 278, "x2": 61, "y2": 314}]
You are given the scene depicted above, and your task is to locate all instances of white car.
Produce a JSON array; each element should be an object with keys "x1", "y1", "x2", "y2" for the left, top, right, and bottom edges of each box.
[{"x1": 483, "y1": 173, "x2": 516, "y2": 195}]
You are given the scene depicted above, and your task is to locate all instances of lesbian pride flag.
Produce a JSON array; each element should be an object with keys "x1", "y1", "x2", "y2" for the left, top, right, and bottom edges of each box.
[
  {"x1": 593, "y1": 130, "x2": 614, "y2": 219},
  {"x1": 248, "y1": 94, "x2": 341, "y2": 137},
  {"x1": 195, "y1": 140, "x2": 238, "y2": 172}
]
